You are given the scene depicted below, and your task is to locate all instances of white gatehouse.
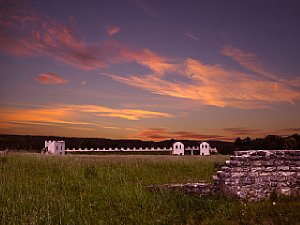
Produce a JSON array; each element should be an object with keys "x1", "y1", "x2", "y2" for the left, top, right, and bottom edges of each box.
[{"x1": 44, "y1": 140, "x2": 65, "y2": 155}]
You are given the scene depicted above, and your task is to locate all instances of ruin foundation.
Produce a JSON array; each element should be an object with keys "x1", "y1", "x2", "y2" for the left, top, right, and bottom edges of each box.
[{"x1": 151, "y1": 150, "x2": 300, "y2": 201}]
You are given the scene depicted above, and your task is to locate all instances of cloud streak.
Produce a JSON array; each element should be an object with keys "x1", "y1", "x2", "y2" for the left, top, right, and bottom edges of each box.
[
  {"x1": 133, "y1": 128, "x2": 225, "y2": 140},
  {"x1": 0, "y1": 104, "x2": 172, "y2": 133},
  {"x1": 221, "y1": 45, "x2": 279, "y2": 81},
  {"x1": 223, "y1": 127, "x2": 261, "y2": 136},
  {"x1": 36, "y1": 73, "x2": 68, "y2": 84},
  {"x1": 66, "y1": 104, "x2": 173, "y2": 120},
  {"x1": 185, "y1": 32, "x2": 200, "y2": 41},
  {"x1": 109, "y1": 57, "x2": 300, "y2": 108}
]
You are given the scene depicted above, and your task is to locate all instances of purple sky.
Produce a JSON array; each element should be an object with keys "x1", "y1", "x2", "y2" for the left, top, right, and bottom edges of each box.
[{"x1": 1, "y1": 0, "x2": 300, "y2": 141}]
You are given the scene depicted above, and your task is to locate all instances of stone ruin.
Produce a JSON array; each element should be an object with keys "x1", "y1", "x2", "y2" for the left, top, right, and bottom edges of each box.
[{"x1": 151, "y1": 150, "x2": 300, "y2": 201}]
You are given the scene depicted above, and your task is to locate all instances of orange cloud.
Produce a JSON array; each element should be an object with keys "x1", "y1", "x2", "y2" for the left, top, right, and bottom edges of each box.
[
  {"x1": 0, "y1": 104, "x2": 172, "y2": 134},
  {"x1": 0, "y1": 103, "x2": 176, "y2": 138},
  {"x1": 0, "y1": 107, "x2": 76, "y2": 126},
  {"x1": 133, "y1": 128, "x2": 225, "y2": 140},
  {"x1": 106, "y1": 25, "x2": 120, "y2": 36},
  {"x1": 120, "y1": 48, "x2": 177, "y2": 75},
  {"x1": 110, "y1": 57, "x2": 300, "y2": 108},
  {"x1": 36, "y1": 73, "x2": 68, "y2": 84},
  {"x1": 66, "y1": 104, "x2": 173, "y2": 120}
]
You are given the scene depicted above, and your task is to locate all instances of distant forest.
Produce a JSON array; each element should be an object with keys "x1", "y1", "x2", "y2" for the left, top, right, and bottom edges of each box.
[{"x1": 0, "y1": 134, "x2": 299, "y2": 154}]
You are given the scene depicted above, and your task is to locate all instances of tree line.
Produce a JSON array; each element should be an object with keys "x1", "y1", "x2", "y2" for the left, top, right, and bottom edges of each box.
[
  {"x1": 0, "y1": 134, "x2": 231, "y2": 153},
  {"x1": 233, "y1": 134, "x2": 300, "y2": 151}
]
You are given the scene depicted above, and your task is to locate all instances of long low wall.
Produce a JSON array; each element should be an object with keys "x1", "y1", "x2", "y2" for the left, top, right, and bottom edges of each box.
[
  {"x1": 213, "y1": 150, "x2": 300, "y2": 201},
  {"x1": 65, "y1": 145, "x2": 207, "y2": 152},
  {"x1": 65, "y1": 147, "x2": 173, "y2": 152}
]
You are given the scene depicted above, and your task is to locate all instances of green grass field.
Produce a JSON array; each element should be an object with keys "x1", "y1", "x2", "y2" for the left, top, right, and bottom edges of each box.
[{"x1": 0, "y1": 154, "x2": 299, "y2": 225}]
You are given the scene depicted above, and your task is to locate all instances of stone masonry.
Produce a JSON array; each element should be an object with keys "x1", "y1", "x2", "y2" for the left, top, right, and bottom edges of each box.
[
  {"x1": 151, "y1": 150, "x2": 300, "y2": 201},
  {"x1": 213, "y1": 150, "x2": 300, "y2": 201}
]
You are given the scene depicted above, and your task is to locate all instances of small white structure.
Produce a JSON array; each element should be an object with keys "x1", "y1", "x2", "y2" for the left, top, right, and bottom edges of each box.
[
  {"x1": 172, "y1": 142, "x2": 185, "y2": 155},
  {"x1": 200, "y1": 142, "x2": 210, "y2": 155},
  {"x1": 44, "y1": 140, "x2": 65, "y2": 155}
]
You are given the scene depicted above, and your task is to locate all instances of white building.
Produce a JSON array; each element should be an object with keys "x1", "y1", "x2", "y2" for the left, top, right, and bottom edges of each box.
[
  {"x1": 44, "y1": 140, "x2": 65, "y2": 155},
  {"x1": 200, "y1": 142, "x2": 210, "y2": 155},
  {"x1": 172, "y1": 142, "x2": 185, "y2": 155}
]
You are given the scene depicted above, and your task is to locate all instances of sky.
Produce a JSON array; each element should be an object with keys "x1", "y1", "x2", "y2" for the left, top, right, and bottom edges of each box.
[{"x1": 0, "y1": 0, "x2": 300, "y2": 141}]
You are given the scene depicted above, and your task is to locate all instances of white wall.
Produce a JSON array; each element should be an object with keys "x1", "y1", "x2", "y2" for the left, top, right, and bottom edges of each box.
[
  {"x1": 45, "y1": 141, "x2": 65, "y2": 155},
  {"x1": 200, "y1": 142, "x2": 210, "y2": 155},
  {"x1": 62, "y1": 140, "x2": 215, "y2": 156},
  {"x1": 172, "y1": 142, "x2": 184, "y2": 155}
]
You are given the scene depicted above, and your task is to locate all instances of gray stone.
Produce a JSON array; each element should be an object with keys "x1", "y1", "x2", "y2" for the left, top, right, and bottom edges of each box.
[{"x1": 150, "y1": 150, "x2": 300, "y2": 202}]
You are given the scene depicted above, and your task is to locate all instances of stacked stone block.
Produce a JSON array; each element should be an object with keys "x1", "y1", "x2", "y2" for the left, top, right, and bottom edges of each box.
[{"x1": 213, "y1": 150, "x2": 300, "y2": 201}]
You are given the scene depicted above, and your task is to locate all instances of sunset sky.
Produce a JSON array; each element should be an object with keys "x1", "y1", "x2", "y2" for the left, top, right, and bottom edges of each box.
[{"x1": 1, "y1": 0, "x2": 300, "y2": 141}]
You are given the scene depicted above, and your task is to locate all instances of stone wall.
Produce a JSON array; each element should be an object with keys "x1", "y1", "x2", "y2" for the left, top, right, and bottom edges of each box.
[{"x1": 213, "y1": 150, "x2": 300, "y2": 201}]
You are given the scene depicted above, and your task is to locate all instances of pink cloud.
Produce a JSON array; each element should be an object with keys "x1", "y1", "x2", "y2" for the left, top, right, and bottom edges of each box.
[
  {"x1": 222, "y1": 45, "x2": 300, "y2": 88},
  {"x1": 0, "y1": 1, "x2": 173, "y2": 73},
  {"x1": 36, "y1": 73, "x2": 68, "y2": 85},
  {"x1": 221, "y1": 45, "x2": 279, "y2": 81},
  {"x1": 106, "y1": 25, "x2": 120, "y2": 36},
  {"x1": 0, "y1": 1, "x2": 125, "y2": 70}
]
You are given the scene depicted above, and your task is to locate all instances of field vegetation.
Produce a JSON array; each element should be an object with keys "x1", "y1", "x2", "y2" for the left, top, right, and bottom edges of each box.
[{"x1": 0, "y1": 154, "x2": 299, "y2": 225}]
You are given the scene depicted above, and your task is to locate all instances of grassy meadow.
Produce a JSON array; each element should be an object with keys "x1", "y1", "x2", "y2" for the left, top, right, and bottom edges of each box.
[{"x1": 0, "y1": 154, "x2": 299, "y2": 225}]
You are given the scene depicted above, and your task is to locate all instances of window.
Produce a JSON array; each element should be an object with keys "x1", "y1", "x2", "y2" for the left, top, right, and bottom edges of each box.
[
  {"x1": 61, "y1": 146, "x2": 62, "y2": 150},
  {"x1": 56, "y1": 146, "x2": 58, "y2": 150}
]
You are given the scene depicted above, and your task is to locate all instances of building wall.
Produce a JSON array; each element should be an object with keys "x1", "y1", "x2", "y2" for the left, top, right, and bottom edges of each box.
[
  {"x1": 64, "y1": 141, "x2": 216, "y2": 156},
  {"x1": 200, "y1": 142, "x2": 210, "y2": 155},
  {"x1": 172, "y1": 142, "x2": 185, "y2": 155},
  {"x1": 45, "y1": 141, "x2": 65, "y2": 155}
]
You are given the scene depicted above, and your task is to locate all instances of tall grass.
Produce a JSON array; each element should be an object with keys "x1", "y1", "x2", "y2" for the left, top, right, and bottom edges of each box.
[{"x1": 0, "y1": 154, "x2": 299, "y2": 225}]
